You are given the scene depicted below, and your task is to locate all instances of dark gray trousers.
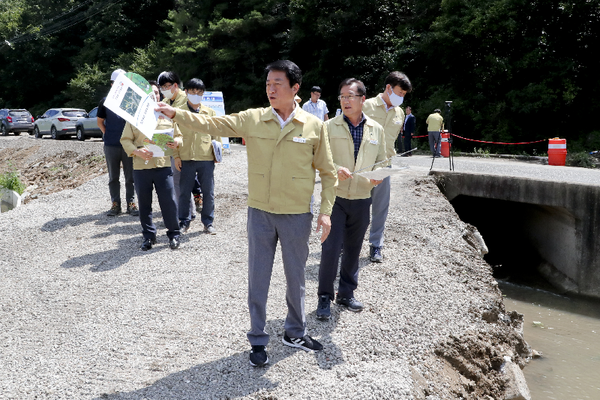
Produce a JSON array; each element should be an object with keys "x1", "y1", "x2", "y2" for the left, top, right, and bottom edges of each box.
[
  {"x1": 428, "y1": 131, "x2": 441, "y2": 157},
  {"x1": 133, "y1": 167, "x2": 180, "y2": 240},
  {"x1": 319, "y1": 197, "x2": 371, "y2": 300},
  {"x1": 246, "y1": 207, "x2": 312, "y2": 346},
  {"x1": 104, "y1": 145, "x2": 134, "y2": 205}
]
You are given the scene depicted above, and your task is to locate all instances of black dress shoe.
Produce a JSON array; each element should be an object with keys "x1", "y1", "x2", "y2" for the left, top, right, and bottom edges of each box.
[
  {"x1": 141, "y1": 238, "x2": 156, "y2": 251},
  {"x1": 169, "y1": 237, "x2": 180, "y2": 250}
]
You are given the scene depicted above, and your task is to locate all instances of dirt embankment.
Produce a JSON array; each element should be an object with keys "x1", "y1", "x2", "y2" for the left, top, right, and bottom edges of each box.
[{"x1": 0, "y1": 137, "x2": 106, "y2": 202}]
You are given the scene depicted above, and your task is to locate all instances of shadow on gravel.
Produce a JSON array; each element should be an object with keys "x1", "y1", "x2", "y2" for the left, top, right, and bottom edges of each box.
[
  {"x1": 41, "y1": 212, "x2": 139, "y2": 233},
  {"x1": 55, "y1": 213, "x2": 165, "y2": 272},
  {"x1": 95, "y1": 353, "x2": 281, "y2": 399},
  {"x1": 60, "y1": 234, "x2": 141, "y2": 272},
  {"x1": 93, "y1": 319, "x2": 321, "y2": 399},
  {"x1": 92, "y1": 318, "x2": 346, "y2": 399},
  {"x1": 303, "y1": 249, "x2": 362, "y2": 370}
]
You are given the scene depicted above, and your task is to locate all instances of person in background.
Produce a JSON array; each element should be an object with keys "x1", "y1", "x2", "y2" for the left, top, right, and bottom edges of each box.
[
  {"x1": 316, "y1": 78, "x2": 385, "y2": 320},
  {"x1": 402, "y1": 106, "x2": 416, "y2": 156},
  {"x1": 155, "y1": 60, "x2": 338, "y2": 368},
  {"x1": 426, "y1": 109, "x2": 444, "y2": 158},
  {"x1": 362, "y1": 71, "x2": 412, "y2": 263},
  {"x1": 97, "y1": 69, "x2": 139, "y2": 217},
  {"x1": 172, "y1": 78, "x2": 219, "y2": 235},
  {"x1": 120, "y1": 115, "x2": 182, "y2": 251},
  {"x1": 302, "y1": 86, "x2": 329, "y2": 121},
  {"x1": 157, "y1": 71, "x2": 203, "y2": 225},
  {"x1": 157, "y1": 71, "x2": 187, "y2": 109}
]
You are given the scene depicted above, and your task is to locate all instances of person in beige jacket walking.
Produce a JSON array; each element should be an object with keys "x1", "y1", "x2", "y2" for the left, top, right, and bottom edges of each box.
[
  {"x1": 172, "y1": 78, "x2": 219, "y2": 234},
  {"x1": 315, "y1": 78, "x2": 386, "y2": 320},
  {"x1": 362, "y1": 71, "x2": 412, "y2": 263},
  {"x1": 120, "y1": 116, "x2": 183, "y2": 251}
]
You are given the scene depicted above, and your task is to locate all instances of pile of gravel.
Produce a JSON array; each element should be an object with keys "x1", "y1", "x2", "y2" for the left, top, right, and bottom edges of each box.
[{"x1": 0, "y1": 146, "x2": 527, "y2": 399}]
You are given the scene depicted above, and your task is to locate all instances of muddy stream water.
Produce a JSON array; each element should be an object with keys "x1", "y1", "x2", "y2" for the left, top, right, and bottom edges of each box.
[{"x1": 500, "y1": 282, "x2": 600, "y2": 399}]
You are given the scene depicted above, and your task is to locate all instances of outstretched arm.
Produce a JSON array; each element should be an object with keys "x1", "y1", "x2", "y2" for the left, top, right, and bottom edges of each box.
[{"x1": 155, "y1": 102, "x2": 177, "y2": 119}]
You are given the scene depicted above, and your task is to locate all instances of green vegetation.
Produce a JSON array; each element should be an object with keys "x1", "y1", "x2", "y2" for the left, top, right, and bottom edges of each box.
[
  {"x1": 566, "y1": 152, "x2": 596, "y2": 169},
  {"x1": 473, "y1": 147, "x2": 491, "y2": 158},
  {"x1": 0, "y1": 170, "x2": 26, "y2": 195},
  {"x1": 1, "y1": 0, "x2": 599, "y2": 155}
]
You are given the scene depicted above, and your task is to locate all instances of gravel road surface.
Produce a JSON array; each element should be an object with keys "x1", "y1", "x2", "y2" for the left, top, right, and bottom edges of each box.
[{"x1": 0, "y1": 138, "x2": 529, "y2": 399}]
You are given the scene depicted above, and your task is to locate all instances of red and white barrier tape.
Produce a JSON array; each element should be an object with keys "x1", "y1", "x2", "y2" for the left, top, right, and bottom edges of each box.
[{"x1": 411, "y1": 133, "x2": 546, "y2": 145}]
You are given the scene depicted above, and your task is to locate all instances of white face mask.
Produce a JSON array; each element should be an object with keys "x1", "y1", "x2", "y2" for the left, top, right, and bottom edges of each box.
[
  {"x1": 160, "y1": 87, "x2": 174, "y2": 99},
  {"x1": 187, "y1": 94, "x2": 202, "y2": 104},
  {"x1": 388, "y1": 88, "x2": 404, "y2": 107}
]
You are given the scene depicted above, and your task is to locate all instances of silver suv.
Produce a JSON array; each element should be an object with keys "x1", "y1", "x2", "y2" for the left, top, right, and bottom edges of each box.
[
  {"x1": 0, "y1": 109, "x2": 35, "y2": 136},
  {"x1": 34, "y1": 108, "x2": 87, "y2": 139},
  {"x1": 75, "y1": 107, "x2": 103, "y2": 141}
]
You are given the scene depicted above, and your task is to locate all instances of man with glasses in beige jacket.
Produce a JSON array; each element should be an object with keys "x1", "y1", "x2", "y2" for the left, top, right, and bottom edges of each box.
[{"x1": 315, "y1": 78, "x2": 386, "y2": 320}]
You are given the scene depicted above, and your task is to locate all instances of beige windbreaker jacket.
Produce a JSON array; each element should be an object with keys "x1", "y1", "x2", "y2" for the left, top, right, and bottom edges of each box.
[
  {"x1": 363, "y1": 94, "x2": 405, "y2": 160},
  {"x1": 164, "y1": 88, "x2": 188, "y2": 109},
  {"x1": 326, "y1": 114, "x2": 387, "y2": 200},
  {"x1": 120, "y1": 118, "x2": 183, "y2": 170},
  {"x1": 172, "y1": 107, "x2": 338, "y2": 215},
  {"x1": 172, "y1": 103, "x2": 219, "y2": 161}
]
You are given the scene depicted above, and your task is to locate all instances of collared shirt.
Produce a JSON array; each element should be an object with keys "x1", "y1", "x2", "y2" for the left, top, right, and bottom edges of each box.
[
  {"x1": 343, "y1": 113, "x2": 367, "y2": 161},
  {"x1": 302, "y1": 99, "x2": 329, "y2": 121},
  {"x1": 187, "y1": 102, "x2": 202, "y2": 113},
  {"x1": 272, "y1": 101, "x2": 299, "y2": 129}
]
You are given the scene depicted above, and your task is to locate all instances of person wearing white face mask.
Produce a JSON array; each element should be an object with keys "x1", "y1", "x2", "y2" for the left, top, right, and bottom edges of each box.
[
  {"x1": 158, "y1": 71, "x2": 187, "y2": 108},
  {"x1": 157, "y1": 72, "x2": 202, "y2": 227},
  {"x1": 362, "y1": 71, "x2": 412, "y2": 263},
  {"x1": 171, "y1": 78, "x2": 219, "y2": 235}
]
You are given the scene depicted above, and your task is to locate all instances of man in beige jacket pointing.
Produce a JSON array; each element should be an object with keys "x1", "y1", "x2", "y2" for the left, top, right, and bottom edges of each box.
[{"x1": 155, "y1": 60, "x2": 338, "y2": 368}]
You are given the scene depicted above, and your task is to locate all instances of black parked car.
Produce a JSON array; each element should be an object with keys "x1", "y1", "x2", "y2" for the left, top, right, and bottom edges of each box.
[
  {"x1": 75, "y1": 107, "x2": 103, "y2": 141},
  {"x1": 0, "y1": 109, "x2": 35, "y2": 136}
]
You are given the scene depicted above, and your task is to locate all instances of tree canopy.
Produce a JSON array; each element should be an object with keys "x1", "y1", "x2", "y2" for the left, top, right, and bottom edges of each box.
[{"x1": 1, "y1": 0, "x2": 598, "y2": 152}]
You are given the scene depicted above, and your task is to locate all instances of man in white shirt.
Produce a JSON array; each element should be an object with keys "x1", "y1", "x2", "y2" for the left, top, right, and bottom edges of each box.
[{"x1": 302, "y1": 86, "x2": 329, "y2": 121}]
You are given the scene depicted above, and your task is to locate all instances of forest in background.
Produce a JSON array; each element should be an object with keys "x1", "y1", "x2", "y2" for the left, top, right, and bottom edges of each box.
[{"x1": 1, "y1": 0, "x2": 599, "y2": 154}]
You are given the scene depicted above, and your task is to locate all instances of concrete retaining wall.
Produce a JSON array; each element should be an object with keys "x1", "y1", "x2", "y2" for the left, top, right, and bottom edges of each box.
[
  {"x1": 0, "y1": 188, "x2": 21, "y2": 213},
  {"x1": 432, "y1": 171, "x2": 600, "y2": 299}
]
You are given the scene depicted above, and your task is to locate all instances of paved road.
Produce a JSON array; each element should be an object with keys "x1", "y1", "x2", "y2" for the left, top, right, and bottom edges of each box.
[{"x1": 393, "y1": 154, "x2": 600, "y2": 186}]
